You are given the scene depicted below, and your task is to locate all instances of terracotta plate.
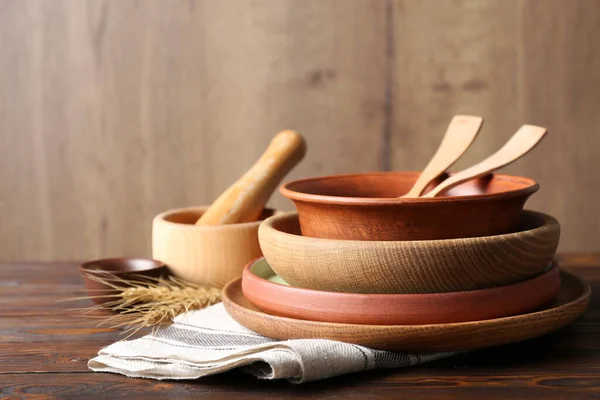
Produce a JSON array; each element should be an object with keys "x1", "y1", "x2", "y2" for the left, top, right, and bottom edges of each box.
[
  {"x1": 242, "y1": 258, "x2": 561, "y2": 325},
  {"x1": 224, "y1": 270, "x2": 590, "y2": 352}
]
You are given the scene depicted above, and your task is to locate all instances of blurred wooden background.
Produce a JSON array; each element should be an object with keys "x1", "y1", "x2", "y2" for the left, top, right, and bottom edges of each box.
[{"x1": 1, "y1": 0, "x2": 599, "y2": 261}]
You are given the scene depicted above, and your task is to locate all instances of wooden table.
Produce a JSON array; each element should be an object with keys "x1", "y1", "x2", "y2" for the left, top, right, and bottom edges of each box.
[{"x1": 1, "y1": 254, "x2": 598, "y2": 399}]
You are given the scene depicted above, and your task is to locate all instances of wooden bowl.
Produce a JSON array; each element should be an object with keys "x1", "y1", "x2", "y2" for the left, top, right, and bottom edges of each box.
[
  {"x1": 280, "y1": 172, "x2": 538, "y2": 241},
  {"x1": 242, "y1": 258, "x2": 561, "y2": 325},
  {"x1": 224, "y1": 269, "x2": 590, "y2": 352},
  {"x1": 152, "y1": 206, "x2": 276, "y2": 288},
  {"x1": 259, "y1": 210, "x2": 560, "y2": 294},
  {"x1": 80, "y1": 258, "x2": 168, "y2": 305}
]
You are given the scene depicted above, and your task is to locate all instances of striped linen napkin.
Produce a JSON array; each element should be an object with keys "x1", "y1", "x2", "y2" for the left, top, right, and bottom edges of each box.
[{"x1": 88, "y1": 303, "x2": 454, "y2": 383}]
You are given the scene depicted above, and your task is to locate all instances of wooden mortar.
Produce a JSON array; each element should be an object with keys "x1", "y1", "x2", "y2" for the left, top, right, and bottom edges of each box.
[{"x1": 152, "y1": 206, "x2": 277, "y2": 287}]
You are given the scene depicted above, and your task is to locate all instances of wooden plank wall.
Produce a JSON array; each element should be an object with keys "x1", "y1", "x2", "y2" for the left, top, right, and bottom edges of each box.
[{"x1": 0, "y1": 0, "x2": 598, "y2": 261}]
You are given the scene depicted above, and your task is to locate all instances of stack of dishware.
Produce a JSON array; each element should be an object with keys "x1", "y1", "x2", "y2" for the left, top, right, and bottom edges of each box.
[{"x1": 221, "y1": 117, "x2": 591, "y2": 352}]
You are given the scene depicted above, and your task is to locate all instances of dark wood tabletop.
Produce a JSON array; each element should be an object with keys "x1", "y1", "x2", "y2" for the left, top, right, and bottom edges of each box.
[{"x1": 1, "y1": 254, "x2": 598, "y2": 399}]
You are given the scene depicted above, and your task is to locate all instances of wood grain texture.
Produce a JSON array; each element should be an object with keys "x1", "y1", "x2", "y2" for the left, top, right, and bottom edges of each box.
[
  {"x1": 391, "y1": 0, "x2": 600, "y2": 252},
  {"x1": 0, "y1": 256, "x2": 599, "y2": 398},
  {"x1": 2, "y1": 371, "x2": 600, "y2": 400},
  {"x1": 260, "y1": 210, "x2": 560, "y2": 294},
  {"x1": 0, "y1": 0, "x2": 386, "y2": 261},
  {"x1": 0, "y1": 0, "x2": 599, "y2": 260}
]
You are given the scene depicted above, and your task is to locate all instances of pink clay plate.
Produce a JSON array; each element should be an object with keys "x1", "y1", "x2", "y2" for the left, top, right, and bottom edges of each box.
[{"x1": 241, "y1": 258, "x2": 561, "y2": 325}]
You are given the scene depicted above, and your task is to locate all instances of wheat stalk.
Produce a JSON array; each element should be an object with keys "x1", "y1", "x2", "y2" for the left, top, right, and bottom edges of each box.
[{"x1": 64, "y1": 273, "x2": 221, "y2": 339}]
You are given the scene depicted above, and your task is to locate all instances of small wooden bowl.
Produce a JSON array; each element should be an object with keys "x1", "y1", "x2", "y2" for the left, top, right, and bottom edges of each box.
[
  {"x1": 259, "y1": 210, "x2": 560, "y2": 294},
  {"x1": 80, "y1": 258, "x2": 168, "y2": 305},
  {"x1": 224, "y1": 269, "x2": 590, "y2": 352},
  {"x1": 152, "y1": 206, "x2": 276, "y2": 288},
  {"x1": 280, "y1": 172, "x2": 538, "y2": 241},
  {"x1": 242, "y1": 258, "x2": 560, "y2": 325}
]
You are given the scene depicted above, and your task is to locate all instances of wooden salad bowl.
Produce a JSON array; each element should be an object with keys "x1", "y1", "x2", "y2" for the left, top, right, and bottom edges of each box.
[
  {"x1": 280, "y1": 172, "x2": 538, "y2": 241},
  {"x1": 259, "y1": 210, "x2": 560, "y2": 294},
  {"x1": 241, "y1": 258, "x2": 561, "y2": 325}
]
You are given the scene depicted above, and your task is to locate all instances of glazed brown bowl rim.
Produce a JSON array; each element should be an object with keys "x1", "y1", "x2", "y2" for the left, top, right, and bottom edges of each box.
[
  {"x1": 261, "y1": 209, "x2": 558, "y2": 245},
  {"x1": 154, "y1": 206, "x2": 278, "y2": 230},
  {"x1": 243, "y1": 257, "x2": 557, "y2": 299},
  {"x1": 280, "y1": 172, "x2": 538, "y2": 205},
  {"x1": 79, "y1": 257, "x2": 167, "y2": 274}
]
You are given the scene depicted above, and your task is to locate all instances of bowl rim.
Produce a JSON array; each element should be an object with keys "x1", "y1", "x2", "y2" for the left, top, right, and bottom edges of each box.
[
  {"x1": 153, "y1": 205, "x2": 279, "y2": 230},
  {"x1": 280, "y1": 172, "x2": 539, "y2": 205},
  {"x1": 243, "y1": 257, "x2": 558, "y2": 300},
  {"x1": 80, "y1": 257, "x2": 167, "y2": 274},
  {"x1": 260, "y1": 209, "x2": 559, "y2": 246}
]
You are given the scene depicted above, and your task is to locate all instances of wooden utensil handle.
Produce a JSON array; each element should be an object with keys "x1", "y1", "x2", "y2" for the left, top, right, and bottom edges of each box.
[
  {"x1": 423, "y1": 124, "x2": 547, "y2": 197},
  {"x1": 196, "y1": 130, "x2": 306, "y2": 225},
  {"x1": 403, "y1": 115, "x2": 483, "y2": 198}
]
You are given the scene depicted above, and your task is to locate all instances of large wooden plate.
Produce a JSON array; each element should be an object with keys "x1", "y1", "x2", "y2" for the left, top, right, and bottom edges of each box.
[{"x1": 222, "y1": 270, "x2": 590, "y2": 352}]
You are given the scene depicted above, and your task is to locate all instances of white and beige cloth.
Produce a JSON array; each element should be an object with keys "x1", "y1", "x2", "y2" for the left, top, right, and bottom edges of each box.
[{"x1": 89, "y1": 303, "x2": 454, "y2": 383}]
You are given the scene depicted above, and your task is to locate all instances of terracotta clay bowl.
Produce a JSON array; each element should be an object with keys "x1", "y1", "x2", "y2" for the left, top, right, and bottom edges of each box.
[
  {"x1": 280, "y1": 172, "x2": 538, "y2": 241},
  {"x1": 80, "y1": 258, "x2": 169, "y2": 305},
  {"x1": 152, "y1": 206, "x2": 277, "y2": 288},
  {"x1": 224, "y1": 269, "x2": 590, "y2": 352},
  {"x1": 259, "y1": 210, "x2": 560, "y2": 294},
  {"x1": 241, "y1": 258, "x2": 561, "y2": 325}
]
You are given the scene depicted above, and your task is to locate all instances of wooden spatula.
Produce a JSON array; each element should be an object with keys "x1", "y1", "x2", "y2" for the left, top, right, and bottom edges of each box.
[
  {"x1": 422, "y1": 124, "x2": 547, "y2": 198},
  {"x1": 196, "y1": 130, "x2": 306, "y2": 225},
  {"x1": 401, "y1": 115, "x2": 484, "y2": 198}
]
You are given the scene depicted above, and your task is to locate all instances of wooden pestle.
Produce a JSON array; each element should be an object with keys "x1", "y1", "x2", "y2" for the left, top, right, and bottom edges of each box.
[{"x1": 195, "y1": 130, "x2": 306, "y2": 225}]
